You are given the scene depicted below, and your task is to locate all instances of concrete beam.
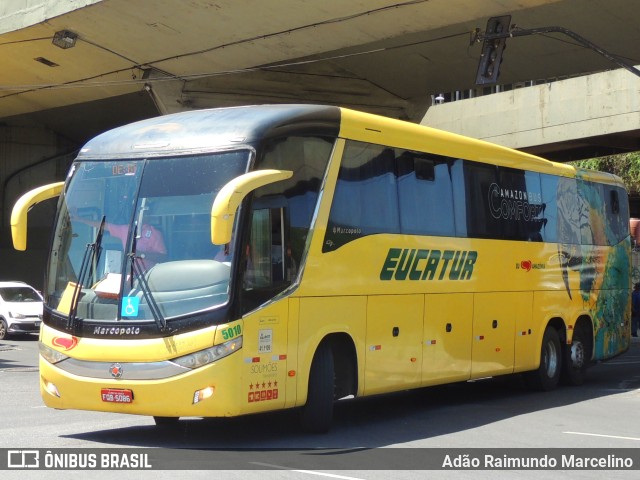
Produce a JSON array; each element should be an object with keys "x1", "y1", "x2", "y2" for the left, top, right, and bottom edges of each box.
[
  {"x1": 422, "y1": 66, "x2": 640, "y2": 160},
  {"x1": 0, "y1": 0, "x2": 102, "y2": 35}
]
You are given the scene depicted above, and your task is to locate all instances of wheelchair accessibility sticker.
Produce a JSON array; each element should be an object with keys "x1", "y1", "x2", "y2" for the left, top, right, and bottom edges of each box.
[{"x1": 121, "y1": 297, "x2": 140, "y2": 317}]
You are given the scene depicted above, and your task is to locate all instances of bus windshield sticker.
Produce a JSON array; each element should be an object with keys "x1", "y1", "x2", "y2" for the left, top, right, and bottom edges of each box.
[{"x1": 121, "y1": 297, "x2": 140, "y2": 317}]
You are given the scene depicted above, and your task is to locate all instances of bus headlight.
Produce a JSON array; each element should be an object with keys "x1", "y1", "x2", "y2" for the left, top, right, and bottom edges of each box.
[
  {"x1": 39, "y1": 342, "x2": 70, "y2": 364},
  {"x1": 171, "y1": 336, "x2": 242, "y2": 369}
]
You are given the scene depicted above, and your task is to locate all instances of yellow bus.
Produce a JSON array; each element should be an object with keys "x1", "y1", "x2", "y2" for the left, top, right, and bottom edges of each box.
[{"x1": 12, "y1": 105, "x2": 631, "y2": 432}]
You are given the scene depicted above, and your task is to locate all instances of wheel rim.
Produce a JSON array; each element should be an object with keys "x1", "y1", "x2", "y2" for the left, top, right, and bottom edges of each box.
[
  {"x1": 544, "y1": 340, "x2": 558, "y2": 377},
  {"x1": 570, "y1": 340, "x2": 585, "y2": 369}
]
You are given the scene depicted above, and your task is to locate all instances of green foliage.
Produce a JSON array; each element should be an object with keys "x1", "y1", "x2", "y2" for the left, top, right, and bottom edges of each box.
[{"x1": 570, "y1": 152, "x2": 640, "y2": 193}]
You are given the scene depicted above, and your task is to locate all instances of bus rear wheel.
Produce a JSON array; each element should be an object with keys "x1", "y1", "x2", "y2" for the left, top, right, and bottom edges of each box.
[
  {"x1": 300, "y1": 342, "x2": 335, "y2": 433},
  {"x1": 561, "y1": 323, "x2": 590, "y2": 386},
  {"x1": 525, "y1": 326, "x2": 561, "y2": 391}
]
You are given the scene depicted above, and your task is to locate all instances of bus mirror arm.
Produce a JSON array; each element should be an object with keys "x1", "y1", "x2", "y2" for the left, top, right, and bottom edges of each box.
[
  {"x1": 210, "y1": 169, "x2": 293, "y2": 245},
  {"x1": 11, "y1": 181, "x2": 65, "y2": 251}
]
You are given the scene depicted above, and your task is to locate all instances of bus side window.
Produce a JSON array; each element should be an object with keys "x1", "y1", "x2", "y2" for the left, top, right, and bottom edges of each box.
[
  {"x1": 610, "y1": 190, "x2": 620, "y2": 214},
  {"x1": 244, "y1": 206, "x2": 290, "y2": 291}
]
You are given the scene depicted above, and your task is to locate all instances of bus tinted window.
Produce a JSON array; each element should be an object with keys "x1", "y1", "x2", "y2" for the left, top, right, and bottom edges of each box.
[
  {"x1": 257, "y1": 135, "x2": 334, "y2": 248},
  {"x1": 326, "y1": 143, "x2": 627, "y2": 251},
  {"x1": 494, "y1": 167, "x2": 545, "y2": 241},
  {"x1": 325, "y1": 141, "x2": 458, "y2": 251},
  {"x1": 606, "y1": 186, "x2": 629, "y2": 243},
  {"x1": 539, "y1": 173, "x2": 559, "y2": 243},
  {"x1": 325, "y1": 142, "x2": 399, "y2": 251},
  {"x1": 397, "y1": 153, "x2": 455, "y2": 236},
  {"x1": 579, "y1": 180, "x2": 606, "y2": 246},
  {"x1": 463, "y1": 162, "x2": 501, "y2": 239}
]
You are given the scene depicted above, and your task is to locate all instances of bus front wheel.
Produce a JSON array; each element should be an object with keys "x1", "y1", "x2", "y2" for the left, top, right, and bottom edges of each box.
[
  {"x1": 525, "y1": 326, "x2": 561, "y2": 391},
  {"x1": 300, "y1": 342, "x2": 335, "y2": 433}
]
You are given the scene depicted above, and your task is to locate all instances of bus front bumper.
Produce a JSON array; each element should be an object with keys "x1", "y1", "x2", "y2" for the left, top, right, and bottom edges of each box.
[{"x1": 39, "y1": 354, "x2": 242, "y2": 418}]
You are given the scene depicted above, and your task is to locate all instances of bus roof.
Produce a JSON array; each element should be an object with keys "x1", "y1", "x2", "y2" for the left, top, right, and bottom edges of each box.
[
  {"x1": 76, "y1": 104, "x2": 623, "y2": 187},
  {"x1": 339, "y1": 108, "x2": 621, "y2": 185},
  {"x1": 77, "y1": 104, "x2": 341, "y2": 159}
]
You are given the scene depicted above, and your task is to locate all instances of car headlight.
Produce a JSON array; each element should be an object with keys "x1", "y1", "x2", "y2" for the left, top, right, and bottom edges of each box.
[
  {"x1": 171, "y1": 336, "x2": 242, "y2": 369},
  {"x1": 9, "y1": 311, "x2": 26, "y2": 319},
  {"x1": 39, "y1": 342, "x2": 70, "y2": 364}
]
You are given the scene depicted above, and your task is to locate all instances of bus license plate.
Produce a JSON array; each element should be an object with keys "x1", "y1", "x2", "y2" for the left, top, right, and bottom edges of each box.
[{"x1": 101, "y1": 388, "x2": 133, "y2": 403}]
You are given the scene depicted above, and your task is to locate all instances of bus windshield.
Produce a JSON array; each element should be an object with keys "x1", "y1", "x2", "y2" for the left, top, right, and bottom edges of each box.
[{"x1": 47, "y1": 150, "x2": 249, "y2": 322}]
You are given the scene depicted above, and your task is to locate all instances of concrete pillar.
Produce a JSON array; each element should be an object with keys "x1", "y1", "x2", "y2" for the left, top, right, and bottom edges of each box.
[{"x1": 0, "y1": 121, "x2": 77, "y2": 285}]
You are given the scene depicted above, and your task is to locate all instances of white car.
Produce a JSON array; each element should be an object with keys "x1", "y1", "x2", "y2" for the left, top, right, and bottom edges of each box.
[{"x1": 0, "y1": 281, "x2": 43, "y2": 339}]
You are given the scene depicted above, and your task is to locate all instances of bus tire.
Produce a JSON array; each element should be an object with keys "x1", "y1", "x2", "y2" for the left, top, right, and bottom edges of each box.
[
  {"x1": 300, "y1": 342, "x2": 335, "y2": 433},
  {"x1": 561, "y1": 323, "x2": 590, "y2": 386},
  {"x1": 524, "y1": 326, "x2": 561, "y2": 391}
]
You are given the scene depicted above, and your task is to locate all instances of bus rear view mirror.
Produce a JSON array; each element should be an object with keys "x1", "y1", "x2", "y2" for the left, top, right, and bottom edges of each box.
[
  {"x1": 210, "y1": 169, "x2": 292, "y2": 245},
  {"x1": 11, "y1": 182, "x2": 65, "y2": 251}
]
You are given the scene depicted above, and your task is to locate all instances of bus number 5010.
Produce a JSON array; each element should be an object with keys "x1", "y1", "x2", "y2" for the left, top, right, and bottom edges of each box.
[{"x1": 221, "y1": 324, "x2": 242, "y2": 340}]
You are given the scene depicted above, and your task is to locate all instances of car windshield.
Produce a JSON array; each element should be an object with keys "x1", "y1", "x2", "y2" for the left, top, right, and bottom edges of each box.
[
  {"x1": 46, "y1": 150, "x2": 249, "y2": 322},
  {"x1": 0, "y1": 287, "x2": 41, "y2": 302}
]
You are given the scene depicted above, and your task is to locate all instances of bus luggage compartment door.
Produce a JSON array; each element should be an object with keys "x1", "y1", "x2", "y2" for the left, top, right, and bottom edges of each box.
[{"x1": 364, "y1": 294, "x2": 423, "y2": 395}]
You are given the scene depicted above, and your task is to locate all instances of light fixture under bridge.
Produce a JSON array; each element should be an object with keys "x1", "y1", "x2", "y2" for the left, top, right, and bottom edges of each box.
[{"x1": 52, "y1": 30, "x2": 78, "y2": 49}]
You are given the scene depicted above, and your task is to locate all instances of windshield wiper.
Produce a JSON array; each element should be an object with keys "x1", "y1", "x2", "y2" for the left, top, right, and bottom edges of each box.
[
  {"x1": 128, "y1": 227, "x2": 168, "y2": 333},
  {"x1": 68, "y1": 216, "x2": 106, "y2": 330}
]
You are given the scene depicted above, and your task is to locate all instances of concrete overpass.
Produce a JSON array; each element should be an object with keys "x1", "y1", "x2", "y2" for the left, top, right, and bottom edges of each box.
[
  {"x1": 423, "y1": 65, "x2": 640, "y2": 161},
  {"x1": 2, "y1": 0, "x2": 640, "y2": 134},
  {"x1": 1, "y1": 0, "x2": 640, "y2": 284}
]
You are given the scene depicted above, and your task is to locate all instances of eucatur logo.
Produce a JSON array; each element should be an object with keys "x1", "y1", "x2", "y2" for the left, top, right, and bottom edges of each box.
[
  {"x1": 52, "y1": 336, "x2": 79, "y2": 350},
  {"x1": 516, "y1": 260, "x2": 545, "y2": 271},
  {"x1": 380, "y1": 248, "x2": 478, "y2": 281}
]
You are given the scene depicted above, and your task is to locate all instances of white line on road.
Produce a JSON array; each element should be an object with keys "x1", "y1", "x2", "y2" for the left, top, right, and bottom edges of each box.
[
  {"x1": 251, "y1": 462, "x2": 365, "y2": 479},
  {"x1": 564, "y1": 431, "x2": 640, "y2": 441},
  {"x1": 601, "y1": 360, "x2": 640, "y2": 365}
]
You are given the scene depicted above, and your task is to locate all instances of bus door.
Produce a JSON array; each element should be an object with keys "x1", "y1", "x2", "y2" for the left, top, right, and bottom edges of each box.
[
  {"x1": 244, "y1": 201, "x2": 290, "y2": 290},
  {"x1": 241, "y1": 198, "x2": 293, "y2": 412}
]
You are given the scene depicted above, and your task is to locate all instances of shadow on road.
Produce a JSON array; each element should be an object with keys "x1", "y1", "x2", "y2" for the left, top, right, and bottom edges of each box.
[{"x1": 60, "y1": 342, "x2": 640, "y2": 451}]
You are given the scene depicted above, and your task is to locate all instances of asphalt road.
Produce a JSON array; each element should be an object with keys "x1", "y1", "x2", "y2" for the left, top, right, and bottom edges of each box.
[{"x1": 1, "y1": 334, "x2": 640, "y2": 479}]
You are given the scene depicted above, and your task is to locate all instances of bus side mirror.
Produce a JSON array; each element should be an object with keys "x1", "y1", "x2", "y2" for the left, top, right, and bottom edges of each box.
[
  {"x1": 211, "y1": 169, "x2": 292, "y2": 245},
  {"x1": 11, "y1": 182, "x2": 65, "y2": 251}
]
